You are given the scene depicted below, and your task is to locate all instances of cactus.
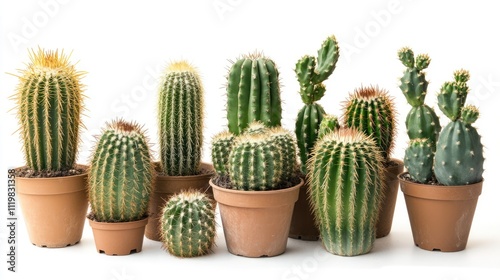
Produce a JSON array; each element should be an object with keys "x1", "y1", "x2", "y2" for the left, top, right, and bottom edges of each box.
[
  {"x1": 343, "y1": 86, "x2": 396, "y2": 161},
  {"x1": 318, "y1": 114, "x2": 340, "y2": 139},
  {"x1": 158, "y1": 60, "x2": 204, "y2": 176},
  {"x1": 308, "y1": 128, "x2": 385, "y2": 256},
  {"x1": 211, "y1": 130, "x2": 234, "y2": 176},
  {"x1": 160, "y1": 190, "x2": 216, "y2": 257},
  {"x1": 404, "y1": 138, "x2": 434, "y2": 183},
  {"x1": 88, "y1": 119, "x2": 154, "y2": 222},
  {"x1": 268, "y1": 127, "x2": 299, "y2": 181},
  {"x1": 14, "y1": 48, "x2": 84, "y2": 172},
  {"x1": 242, "y1": 121, "x2": 269, "y2": 135},
  {"x1": 226, "y1": 52, "x2": 282, "y2": 135},
  {"x1": 434, "y1": 71, "x2": 484, "y2": 185},
  {"x1": 295, "y1": 35, "x2": 340, "y2": 174}
]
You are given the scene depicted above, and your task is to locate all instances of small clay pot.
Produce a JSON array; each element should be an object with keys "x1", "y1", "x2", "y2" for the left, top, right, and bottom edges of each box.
[
  {"x1": 288, "y1": 180, "x2": 319, "y2": 241},
  {"x1": 399, "y1": 172, "x2": 483, "y2": 252},
  {"x1": 211, "y1": 178, "x2": 303, "y2": 258},
  {"x1": 376, "y1": 158, "x2": 404, "y2": 238}
]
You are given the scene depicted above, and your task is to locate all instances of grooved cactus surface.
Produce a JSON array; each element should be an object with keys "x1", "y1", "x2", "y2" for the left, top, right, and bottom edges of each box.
[
  {"x1": 211, "y1": 130, "x2": 234, "y2": 176},
  {"x1": 318, "y1": 114, "x2": 340, "y2": 139},
  {"x1": 295, "y1": 103, "x2": 326, "y2": 174},
  {"x1": 404, "y1": 138, "x2": 434, "y2": 184}
]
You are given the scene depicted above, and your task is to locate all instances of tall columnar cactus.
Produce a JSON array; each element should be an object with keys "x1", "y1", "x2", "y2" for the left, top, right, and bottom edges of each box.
[
  {"x1": 226, "y1": 52, "x2": 282, "y2": 135},
  {"x1": 308, "y1": 128, "x2": 385, "y2": 256},
  {"x1": 88, "y1": 119, "x2": 154, "y2": 222},
  {"x1": 160, "y1": 190, "x2": 216, "y2": 257},
  {"x1": 343, "y1": 86, "x2": 396, "y2": 161},
  {"x1": 434, "y1": 70, "x2": 484, "y2": 185},
  {"x1": 158, "y1": 60, "x2": 203, "y2": 176},
  {"x1": 295, "y1": 35, "x2": 340, "y2": 174},
  {"x1": 317, "y1": 114, "x2": 340, "y2": 139},
  {"x1": 211, "y1": 130, "x2": 234, "y2": 176},
  {"x1": 14, "y1": 48, "x2": 84, "y2": 172}
]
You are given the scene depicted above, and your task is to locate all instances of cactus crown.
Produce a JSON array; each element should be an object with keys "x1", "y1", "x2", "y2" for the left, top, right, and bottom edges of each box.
[
  {"x1": 437, "y1": 69, "x2": 471, "y2": 121},
  {"x1": 398, "y1": 47, "x2": 430, "y2": 107},
  {"x1": 318, "y1": 114, "x2": 340, "y2": 139}
]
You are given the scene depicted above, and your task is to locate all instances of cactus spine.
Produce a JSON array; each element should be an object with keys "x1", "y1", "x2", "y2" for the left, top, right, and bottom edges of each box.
[
  {"x1": 160, "y1": 190, "x2": 216, "y2": 257},
  {"x1": 404, "y1": 138, "x2": 434, "y2": 183},
  {"x1": 318, "y1": 114, "x2": 340, "y2": 139},
  {"x1": 211, "y1": 130, "x2": 234, "y2": 176},
  {"x1": 226, "y1": 53, "x2": 282, "y2": 135},
  {"x1": 308, "y1": 128, "x2": 385, "y2": 256},
  {"x1": 88, "y1": 119, "x2": 154, "y2": 222},
  {"x1": 295, "y1": 35, "x2": 340, "y2": 174},
  {"x1": 158, "y1": 61, "x2": 203, "y2": 176},
  {"x1": 14, "y1": 48, "x2": 84, "y2": 172}
]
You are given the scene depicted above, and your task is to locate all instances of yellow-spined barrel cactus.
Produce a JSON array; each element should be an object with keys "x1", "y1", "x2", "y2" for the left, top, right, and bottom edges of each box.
[
  {"x1": 160, "y1": 190, "x2": 216, "y2": 257},
  {"x1": 158, "y1": 61, "x2": 204, "y2": 176},
  {"x1": 211, "y1": 130, "x2": 234, "y2": 177},
  {"x1": 88, "y1": 119, "x2": 154, "y2": 222},
  {"x1": 14, "y1": 48, "x2": 84, "y2": 172}
]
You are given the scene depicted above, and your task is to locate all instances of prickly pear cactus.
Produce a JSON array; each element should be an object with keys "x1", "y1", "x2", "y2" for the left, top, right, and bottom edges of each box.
[
  {"x1": 160, "y1": 190, "x2": 216, "y2": 257},
  {"x1": 404, "y1": 138, "x2": 434, "y2": 184},
  {"x1": 211, "y1": 130, "x2": 234, "y2": 176},
  {"x1": 318, "y1": 114, "x2": 340, "y2": 139}
]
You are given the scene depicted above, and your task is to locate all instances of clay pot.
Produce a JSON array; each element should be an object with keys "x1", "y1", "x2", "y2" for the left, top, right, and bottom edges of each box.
[
  {"x1": 88, "y1": 217, "x2": 148, "y2": 256},
  {"x1": 210, "y1": 178, "x2": 303, "y2": 258},
  {"x1": 15, "y1": 167, "x2": 88, "y2": 248},
  {"x1": 398, "y1": 172, "x2": 483, "y2": 252},
  {"x1": 145, "y1": 162, "x2": 214, "y2": 241},
  {"x1": 376, "y1": 158, "x2": 404, "y2": 238},
  {"x1": 288, "y1": 180, "x2": 319, "y2": 241}
]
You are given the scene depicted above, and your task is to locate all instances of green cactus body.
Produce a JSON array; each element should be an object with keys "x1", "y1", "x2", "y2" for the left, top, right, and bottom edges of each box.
[
  {"x1": 295, "y1": 103, "x2": 326, "y2": 174},
  {"x1": 211, "y1": 131, "x2": 234, "y2": 176},
  {"x1": 268, "y1": 127, "x2": 298, "y2": 181},
  {"x1": 343, "y1": 86, "x2": 396, "y2": 161},
  {"x1": 158, "y1": 61, "x2": 203, "y2": 176},
  {"x1": 404, "y1": 138, "x2": 434, "y2": 183},
  {"x1": 405, "y1": 105, "x2": 441, "y2": 144},
  {"x1": 398, "y1": 47, "x2": 430, "y2": 107},
  {"x1": 242, "y1": 121, "x2": 269, "y2": 136},
  {"x1": 15, "y1": 48, "x2": 84, "y2": 172},
  {"x1": 308, "y1": 128, "x2": 384, "y2": 256},
  {"x1": 88, "y1": 120, "x2": 154, "y2": 222},
  {"x1": 160, "y1": 191, "x2": 216, "y2": 257},
  {"x1": 318, "y1": 114, "x2": 340, "y2": 139},
  {"x1": 226, "y1": 53, "x2": 282, "y2": 135}
]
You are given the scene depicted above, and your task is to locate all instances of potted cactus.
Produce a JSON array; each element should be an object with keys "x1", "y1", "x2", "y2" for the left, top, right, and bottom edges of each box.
[
  {"x1": 87, "y1": 119, "x2": 154, "y2": 256},
  {"x1": 308, "y1": 128, "x2": 385, "y2": 256},
  {"x1": 12, "y1": 48, "x2": 89, "y2": 248},
  {"x1": 145, "y1": 60, "x2": 215, "y2": 241},
  {"x1": 342, "y1": 85, "x2": 403, "y2": 238},
  {"x1": 290, "y1": 35, "x2": 340, "y2": 240},
  {"x1": 397, "y1": 47, "x2": 484, "y2": 252}
]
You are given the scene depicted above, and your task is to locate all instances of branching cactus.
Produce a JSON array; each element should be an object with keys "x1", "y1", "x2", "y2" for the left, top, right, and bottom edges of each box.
[
  {"x1": 226, "y1": 53, "x2": 282, "y2": 135},
  {"x1": 318, "y1": 114, "x2": 340, "y2": 139},
  {"x1": 404, "y1": 138, "x2": 434, "y2": 183},
  {"x1": 14, "y1": 48, "x2": 84, "y2": 172},
  {"x1": 295, "y1": 35, "x2": 340, "y2": 174},
  {"x1": 158, "y1": 60, "x2": 203, "y2": 176},
  {"x1": 160, "y1": 190, "x2": 216, "y2": 257},
  {"x1": 343, "y1": 86, "x2": 396, "y2": 161},
  {"x1": 308, "y1": 128, "x2": 385, "y2": 256},
  {"x1": 88, "y1": 119, "x2": 154, "y2": 222},
  {"x1": 434, "y1": 70, "x2": 484, "y2": 185},
  {"x1": 211, "y1": 130, "x2": 234, "y2": 176}
]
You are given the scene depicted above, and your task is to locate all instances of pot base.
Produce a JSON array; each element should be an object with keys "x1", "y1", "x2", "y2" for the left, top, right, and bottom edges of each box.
[{"x1": 89, "y1": 217, "x2": 148, "y2": 256}]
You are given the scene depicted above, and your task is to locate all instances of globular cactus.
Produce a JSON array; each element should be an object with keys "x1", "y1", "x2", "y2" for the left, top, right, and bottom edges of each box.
[
  {"x1": 308, "y1": 128, "x2": 385, "y2": 256},
  {"x1": 343, "y1": 86, "x2": 396, "y2": 161},
  {"x1": 211, "y1": 130, "x2": 234, "y2": 176},
  {"x1": 226, "y1": 53, "x2": 282, "y2": 135},
  {"x1": 434, "y1": 70, "x2": 484, "y2": 185},
  {"x1": 242, "y1": 121, "x2": 269, "y2": 135},
  {"x1": 158, "y1": 60, "x2": 203, "y2": 176},
  {"x1": 160, "y1": 190, "x2": 216, "y2": 257},
  {"x1": 14, "y1": 48, "x2": 84, "y2": 172},
  {"x1": 88, "y1": 119, "x2": 154, "y2": 222},
  {"x1": 404, "y1": 138, "x2": 434, "y2": 184},
  {"x1": 268, "y1": 127, "x2": 299, "y2": 181},
  {"x1": 318, "y1": 114, "x2": 340, "y2": 139},
  {"x1": 295, "y1": 35, "x2": 340, "y2": 174}
]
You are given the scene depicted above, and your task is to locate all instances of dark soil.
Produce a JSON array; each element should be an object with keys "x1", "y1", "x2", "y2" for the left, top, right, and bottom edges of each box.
[
  {"x1": 15, "y1": 166, "x2": 87, "y2": 178},
  {"x1": 399, "y1": 172, "x2": 443, "y2": 186},
  {"x1": 155, "y1": 166, "x2": 215, "y2": 177},
  {"x1": 86, "y1": 212, "x2": 148, "y2": 223},
  {"x1": 211, "y1": 174, "x2": 302, "y2": 191}
]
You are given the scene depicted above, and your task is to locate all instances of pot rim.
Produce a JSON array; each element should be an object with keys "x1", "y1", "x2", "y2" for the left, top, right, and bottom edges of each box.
[
  {"x1": 87, "y1": 216, "x2": 149, "y2": 230},
  {"x1": 15, "y1": 165, "x2": 88, "y2": 195},
  {"x1": 154, "y1": 162, "x2": 215, "y2": 181}
]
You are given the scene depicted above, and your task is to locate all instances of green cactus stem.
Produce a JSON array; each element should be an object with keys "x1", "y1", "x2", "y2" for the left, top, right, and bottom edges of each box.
[
  {"x1": 404, "y1": 138, "x2": 435, "y2": 184},
  {"x1": 318, "y1": 114, "x2": 340, "y2": 139},
  {"x1": 398, "y1": 47, "x2": 431, "y2": 107},
  {"x1": 211, "y1": 130, "x2": 234, "y2": 176}
]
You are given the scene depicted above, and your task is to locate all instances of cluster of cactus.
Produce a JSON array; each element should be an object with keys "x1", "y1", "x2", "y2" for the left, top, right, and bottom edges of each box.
[
  {"x1": 88, "y1": 119, "x2": 154, "y2": 222},
  {"x1": 14, "y1": 48, "x2": 84, "y2": 172},
  {"x1": 226, "y1": 52, "x2": 282, "y2": 135},
  {"x1": 308, "y1": 128, "x2": 385, "y2": 256},
  {"x1": 295, "y1": 35, "x2": 340, "y2": 174},
  {"x1": 158, "y1": 60, "x2": 204, "y2": 176},
  {"x1": 160, "y1": 190, "x2": 216, "y2": 257}
]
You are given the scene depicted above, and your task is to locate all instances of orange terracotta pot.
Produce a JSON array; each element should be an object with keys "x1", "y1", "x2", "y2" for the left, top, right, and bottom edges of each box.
[
  {"x1": 15, "y1": 167, "x2": 88, "y2": 248},
  {"x1": 211, "y1": 178, "x2": 303, "y2": 258},
  {"x1": 288, "y1": 180, "x2": 319, "y2": 241},
  {"x1": 376, "y1": 158, "x2": 404, "y2": 238},
  {"x1": 399, "y1": 172, "x2": 483, "y2": 252}
]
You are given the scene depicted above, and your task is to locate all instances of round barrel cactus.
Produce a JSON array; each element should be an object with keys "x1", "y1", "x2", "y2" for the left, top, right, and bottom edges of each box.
[{"x1": 211, "y1": 130, "x2": 234, "y2": 176}]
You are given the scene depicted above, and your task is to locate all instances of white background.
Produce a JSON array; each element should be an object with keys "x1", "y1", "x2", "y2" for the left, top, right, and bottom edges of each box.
[{"x1": 1, "y1": 0, "x2": 499, "y2": 279}]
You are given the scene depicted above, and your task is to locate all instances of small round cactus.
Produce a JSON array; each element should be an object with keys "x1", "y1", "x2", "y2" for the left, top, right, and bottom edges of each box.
[
  {"x1": 160, "y1": 190, "x2": 216, "y2": 257},
  {"x1": 318, "y1": 114, "x2": 340, "y2": 139},
  {"x1": 211, "y1": 130, "x2": 234, "y2": 176}
]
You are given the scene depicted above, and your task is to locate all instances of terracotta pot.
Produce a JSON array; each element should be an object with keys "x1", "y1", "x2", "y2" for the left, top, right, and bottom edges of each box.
[
  {"x1": 288, "y1": 180, "x2": 319, "y2": 241},
  {"x1": 376, "y1": 158, "x2": 404, "y2": 238},
  {"x1": 398, "y1": 172, "x2": 482, "y2": 252},
  {"x1": 145, "y1": 162, "x2": 214, "y2": 241},
  {"x1": 15, "y1": 167, "x2": 88, "y2": 248},
  {"x1": 88, "y1": 217, "x2": 148, "y2": 256},
  {"x1": 210, "y1": 178, "x2": 303, "y2": 258}
]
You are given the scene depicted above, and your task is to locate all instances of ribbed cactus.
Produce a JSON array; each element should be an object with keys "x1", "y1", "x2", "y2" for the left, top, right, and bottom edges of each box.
[
  {"x1": 268, "y1": 127, "x2": 299, "y2": 181},
  {"x1": 88, "y1": 119, "x2": 154, "y2": 222},
  {"x1": 211, "y1": 130, "x2": 234, "y2": 176},
  {"x1": 160, "y1": 190, "x2": 216, "y2": 257},
  {"x1": 242, "y1": 121, "x2": 269, "y2": 135},
  {"x1": 158, "y1": 61, "x2": 203, "y2": 176},
  {"x1": 226, "y1": 52, "x2": 282, "y2": 135},
  {"x1": 343, "y1": 86, "x2": 396, "y2": 161},
  {"x1": 434, "y1": 70, "x2": 484, "y2": 185},
  {"x1": 404, "y1": 138, "x2": 434, "y2": 183},
  {"x1": 295, "y1": 35, "x2": 340, "y2": 174},
  {"x1": 318, "y1": 114, "x2": 340, "y2": 139},
  {"x1": 308, "y1": 128, "x2": 385, "y2": 256},
  {"x1": 14, "y1": 48, "x2": 84, "y2": 172}
]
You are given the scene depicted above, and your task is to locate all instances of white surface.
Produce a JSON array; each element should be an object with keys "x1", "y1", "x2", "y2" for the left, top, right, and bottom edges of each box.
[{"x1": 1, "y1": 0, "x2": 499, "y2": 279}]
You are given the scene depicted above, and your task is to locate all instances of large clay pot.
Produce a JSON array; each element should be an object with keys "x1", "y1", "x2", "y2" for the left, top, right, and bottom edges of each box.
[{"x1": 376, "y1": 158, "x2": 404, "y2": 238}]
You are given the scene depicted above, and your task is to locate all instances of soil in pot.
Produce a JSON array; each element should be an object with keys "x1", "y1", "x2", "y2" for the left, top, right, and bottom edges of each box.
[{"x1": 376, "y1": 158, "x2": 404, "y2": 238}]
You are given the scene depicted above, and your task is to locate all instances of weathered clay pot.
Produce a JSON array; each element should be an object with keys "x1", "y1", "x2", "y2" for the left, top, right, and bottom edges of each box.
[{"x1": 376, "y1": 158, "x2": 404, "y2": 238}]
